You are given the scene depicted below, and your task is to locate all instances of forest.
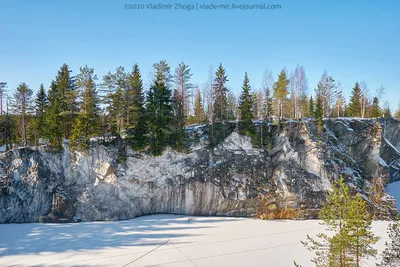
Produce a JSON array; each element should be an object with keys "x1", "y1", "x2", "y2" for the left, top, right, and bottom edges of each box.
[{"x1": 0, "y1": 61, "x2": 398, "y2": 155}]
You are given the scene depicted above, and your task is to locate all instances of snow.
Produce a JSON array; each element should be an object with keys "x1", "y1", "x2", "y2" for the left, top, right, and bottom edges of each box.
[
  {"x1": 0, "y1": 215, "x2": 390, "y2": 267},
  {"x1": 386, "y1": 181, "x2": 400, "y2": 211}
]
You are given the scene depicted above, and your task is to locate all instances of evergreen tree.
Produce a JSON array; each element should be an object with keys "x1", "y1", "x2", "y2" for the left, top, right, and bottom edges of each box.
[
  {"x1": 383, "y1": 102, "x2": 392, "y2": 118},
  {"x1": 370, "y1": 97, "x2": 381, "y2": 118},
  {"x1": 301, "y1": 177, "x2": 379, "y2": 267},
  {"x1": 46, "y1": 81, "x2": 63, "y2": 148},
  {"x1": 153, "y1": 60, "x2": 173, "y2": 86},
  {"x1": 126, "y1": 64, "x2": 147, "y2": 149},
  {"x1": 170, "y1": 88, "x2": 185, "y2": 150},
  {"x1": 55, "y1": 63, "x2": 77, "y2": 139},
  {"x1": 315, "y1": 93, "x2": 324, "y2": 133},
  {"x1": 70, "y1": 66, "x2": 100, "y2": 149},
  {"x1": 265, "y1": 85, "x2": 273, "y2": 119},
  {"x1": 101, "y1": 67, "x2": 127, "y2": 134},
  {"x1": 146, "y1": 71, "x2": 173, "y2": 155},
  {"x1": 346, "y1": 194, "x2": 379, "y2": 267},
  {"x1": 212, "y1": 63, "x2": 229, "y2": 123},
  {"x1": 11, "y1": 83, "x2": 33, "y2": 147},
  {"x1": 300, "y1": 94, "x2": 308, "y2": 119},
  {"x1": 273, "y1": 70, "x2": 289, "y2": 119},
  {"x1": 378, "y1": 218, "x2": 400, "y2": 267},
  {"x1": 316, "y1": 72, "x2": 337, "y2": 117},
  {"x1": 238, "y1": 72, "x2": 254, "y2": 135},
  {"x1": 348, "y1": 82, "x2": 362, "y2": 117},
  {"x1": 194, "y1": 89, "x2": 204, "y2": 123},
  {"x1": 34, "y1": 83, "x2": 48, "y2": 143},
  {"x1": 174, "y1": 62, "x2": 193, "y2": 117},
  {"x1": 226, "y1": 92, "x2": 237, "y2": 120},
  {"x1": 308, "y1": 96, "x2": 314, "y2": 118}
]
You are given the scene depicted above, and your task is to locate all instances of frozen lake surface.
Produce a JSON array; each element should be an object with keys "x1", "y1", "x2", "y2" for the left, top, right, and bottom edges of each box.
[{"x1": 0, "y1": 215, "x2": 391, "y2": 267}]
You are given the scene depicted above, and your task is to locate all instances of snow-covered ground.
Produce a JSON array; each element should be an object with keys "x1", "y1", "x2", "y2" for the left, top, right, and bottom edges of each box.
[
  {"x1": 0, "y1": 215, "x2": 391, "y2": 267},
  {"x1": 387, "y1": 180, "x2": 400, "y2": 211}
]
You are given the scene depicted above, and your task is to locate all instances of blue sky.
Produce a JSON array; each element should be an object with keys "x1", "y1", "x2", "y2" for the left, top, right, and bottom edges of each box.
[{"x1": 1, "y1": 0, "x2": 399, "y2": 109}]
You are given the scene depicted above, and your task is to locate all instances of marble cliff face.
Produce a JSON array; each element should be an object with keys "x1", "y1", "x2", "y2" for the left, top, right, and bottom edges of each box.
[{"x1": 1, "y1": 118, "x2": 399, "y2": 223}]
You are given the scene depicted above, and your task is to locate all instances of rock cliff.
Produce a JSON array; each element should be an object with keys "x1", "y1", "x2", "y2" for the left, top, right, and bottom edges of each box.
[{"x1": 0, "y1": 118, "x2": 399, "y2": 223}]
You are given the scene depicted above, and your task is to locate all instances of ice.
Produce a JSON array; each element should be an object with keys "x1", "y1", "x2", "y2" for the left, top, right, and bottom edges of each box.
[
  {"x1": 0, "y1": 215, "x2": 390, "y2": 267},
  {"x1": 386, "y1": 180, "x2": 400, "y2": 211}
]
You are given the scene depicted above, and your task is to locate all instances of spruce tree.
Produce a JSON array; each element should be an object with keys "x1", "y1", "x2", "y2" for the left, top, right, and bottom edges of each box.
[
  {"x1": 170, "y1": 89, "x2": 185, "y2": 150},
  {"x1": 238, "y1": 72, "x2": 254, "y2": 135},
  {"x1": 146, "y1": 71, "x2": 173, "y2": 155},
  {"x1": 370, "y1": 97, "x2": 381, "y2": 118},
  {"x1": 348, "y1": 82, "x2": 362, "y2": 117},
  {"x1": 226, "y1": 92, "x2": 237, "y2": 120},
  {"x1": 194, "y1": 89, "x2": 204, "y2": 123},
  {"x1": 101, "y1": 67, "x2": 127, "y2": 134},
  {"x1": 11, "y1": 83, "x2": 34, "y2": 147},
  {"x1": 273, "y1": 70, "x2": 289, "y2": 119},
  {"x1": 264, "y1": 85, "x2": 273, "y2": 119},
  {"x1": 212, "y1": 63, "x2": 229, "y2": 123},
  {"x1": 126, "y1": 64, "x2": 147, "y2": 149},
  {"x1": 314, "y1": 94, "x2": 324, "y2": 133},
  {"x1": 34, "y1": 83, "x2": 48, "y2": 143},
  {"x1": 46, "y1": 81, "x2": 63, "y2": 148},
  {"x1": 55, "y1": 63, "x2": 77, "y2": 139},
  {"x1": 308, "y1": 96, "x2": 314, "y2": 118},
  {"x1": 378, "y1": 218, "x2": 400, "y2": 267},
  {"x1": 70, "y1": 66, "x2": 100, "y2": 150}
]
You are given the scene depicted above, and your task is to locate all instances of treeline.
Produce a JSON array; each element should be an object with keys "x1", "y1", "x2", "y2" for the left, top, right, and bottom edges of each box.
[{"x1": 0, "y1": 62, "x2": 398, "y2": 154}]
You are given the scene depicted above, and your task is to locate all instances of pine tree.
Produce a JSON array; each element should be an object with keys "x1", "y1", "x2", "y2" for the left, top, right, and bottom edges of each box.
[
  {"x1": 273, "y1": 70, "x2": 289, "y2": 119},
  {"x1": 346, "y1": 194, "x2": 379, "y2": 267},
  {"x1": 238, "y1": 72, "x2": 254, "y2": 135},
  {"x1": 146, "y1": 71, "x2": 173, "y2": 155},
  {"x1": 348, "y1": 82, "x2": 362, "y2": 117},
  {"x1": 370, "y1": 97, "x2": 381, "y2": 118},
  {"x1": 11, "y1": 83, "x2": 33, "y2": 147},
  {"x1": 316, "y1": 72, "x2": 337, "y2": 117},
  {"x1": 212, "y1": 63, "x2": 229, "y2": 123},
  {"x1": 315, "y1": 94, "x2": 324, "y2": 133},
  {"x1": 55, "y1": 63, "x2": 77, "y2": 139},
  {"x1": 70, "y1": 65, "x2": 100, "y2": 149},
  {"x1": 308, "y1": 97, "x2": 314, "y2": 118},
  {"x1": 301, "y1": 177, "x2": 379, "y2": 267},
  {"x1": 174, "y1": 62, "x2": 193, "y2": 117},
  {"x1": 46, "y1": 81, "x2": 63, "y2": 148},
  {"x1": 126, "y1": 64, "x2": 147, "y2": 149},
  {"x1": 378, "y1": 218, "x2": 400, "y2": 267},
  {"x1": 34, "y1": 83, "x2": 48, "y2": 143},
  {"x1": 194, "y1": 89, "x2": 204, "y2": 123},
  {"x1": 153, "y1": 60, "x2": 173, "y2": 86}
]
